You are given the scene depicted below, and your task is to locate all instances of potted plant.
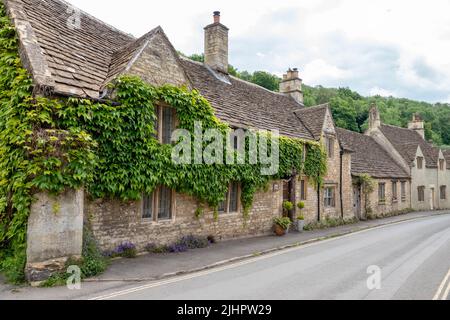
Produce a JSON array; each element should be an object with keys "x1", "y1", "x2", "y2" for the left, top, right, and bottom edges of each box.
[
  {"x1": 273, "y1": 217, "x2": 292, "y2": 236},
  {"x1": 296, "y1": 215, "x2": 305, "y2": 232},
  {"x1": 282, "y1": 201, "x2": 294, "y2": 216},
  {"x1": 297, "y1": 201, "x2": 305, "y2": 232}
]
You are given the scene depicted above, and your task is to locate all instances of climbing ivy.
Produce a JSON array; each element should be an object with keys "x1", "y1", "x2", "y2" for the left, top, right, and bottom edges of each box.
[{"x1": 0, "y1": 3, "x2": 327, "y2": 282}]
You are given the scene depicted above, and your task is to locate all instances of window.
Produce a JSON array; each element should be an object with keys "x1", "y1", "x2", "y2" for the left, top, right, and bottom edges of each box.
[
  {"x1": 439, "y1": 159, "x2": 445, "y2": 171},
  {"x1": 418, "y1": 186, "x2": 425, "y2": 202},
  {"x1": 218, "y1": 183, "x2": 240, "y2": 214},
  {"x1": 325, "y1": 137, "x2": 335, "y2": 158},
  {"x1": 378, "y1": 183, "x2": 386, "y2": 204},
  {"x1": 401, "y1": 181, "x2": 407, "y2": 202},
  {"x1": 300, "y1": 179, "x2": 307, "y2": 201},
  {"x1": 142, "y1": 186, "x2": 173, "y2": 221},
  {"x1": 324, "y1": 187, "x2": 335, "y2": 207},
  {"x1": 155, "y1": 105, "x2": 176, "y2": 144},
  {"x1": 417, "y1": 157, "x2": 424, "y2": 169},
  {"x1": 392, "y1": 181, "x2": 398, "y2": 202},
  {"x1": 440, "y1": 186, "x2": 447, "y2": 200}
]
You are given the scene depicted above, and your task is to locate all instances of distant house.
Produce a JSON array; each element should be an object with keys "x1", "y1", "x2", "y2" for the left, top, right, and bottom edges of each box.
[
  {"x1": 296, "y1": 105, "x2": 354, "y2": 221},
  {"x1": 337, "y1": 128, "x2": 411, "y2": 218},
  {"x1": 366, "y1": 106, "x2": 450, "y2": 211}
]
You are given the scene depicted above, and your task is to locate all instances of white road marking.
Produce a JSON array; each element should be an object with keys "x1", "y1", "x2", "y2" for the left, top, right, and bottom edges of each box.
[
  {"x1": 433, "y1": 268, "x2": 450, "y2": 300},
  {"x1": 89, "y1": 218, "x2": 430, "y2": 300}
]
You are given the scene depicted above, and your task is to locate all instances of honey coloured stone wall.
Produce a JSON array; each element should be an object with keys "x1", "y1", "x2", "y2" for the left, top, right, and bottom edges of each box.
[{"x1": 86, "y1": 181, "x2": 284, "y2": 252}]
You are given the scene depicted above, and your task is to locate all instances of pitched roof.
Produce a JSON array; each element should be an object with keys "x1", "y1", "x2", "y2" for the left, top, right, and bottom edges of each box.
[
  {"x1": 181, "y1": 58, "x2": 314, "y2": 140},
  {"x1": 379, "y1": 124, "x2": 438, "y2": 168},
  {"x1": 294, "y1": 104, "x2": 328, "y2": 140},
  {"x1": 336, "y1": 128, "x2": 410, "y2": 179},
  {"x1": 5, "y1": 0, "x2": 134, "y2": 97},
  {"x1": 7, "y1": 0, "x2": 315, "y2": 140},
  {"x1": 444, "y1": 150, "x2": 450, "y2": 169}
]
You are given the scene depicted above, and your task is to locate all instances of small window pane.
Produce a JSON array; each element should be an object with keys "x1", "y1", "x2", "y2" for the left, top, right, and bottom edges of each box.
[
  {"x1": 162, "y1": 107, "x2": 174, "y2": 144},
  {"x1": 158, "y1": 186, "x2": 172, "y2": 220},
  {"x1": 440, "y1": 186, "x2": 447, "y2": 200},
  {"x1": 218, "y1": 198, "x2": 226, "y2": 214},
  {"x1": 143, "y1": 193, "x2": 153, "y2": 219},
  {"x1": 229, "y1": 183, "x2": 239, "y2": 212},
  {"x1": 300, "y1": 180, "x2": 306, "y2": 201}
]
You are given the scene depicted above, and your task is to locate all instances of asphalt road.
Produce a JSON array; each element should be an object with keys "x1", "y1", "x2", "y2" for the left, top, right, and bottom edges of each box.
[{"x1": 87, "y1": 214, "x2": 450, "y2": 300}]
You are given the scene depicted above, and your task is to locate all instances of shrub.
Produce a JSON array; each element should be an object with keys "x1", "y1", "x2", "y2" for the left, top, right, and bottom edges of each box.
[
  {"x1": 297, "y1": 215, "x2": 305, "y2": 220},
  {"x1": 168, "y1": 242, "x2": 188, "y2": 253},
  {"x1": 178, "y1": 235, "x2": 209, "y2": 249},
  {"x1": 273, "y1": 217, "x2": 292, "y2": 230},
  {"x1": 113, "y1": 242, "x2": 137, "y2": 258},
  {"x1": 297, "y1": 201, "x2": 305, "y2": 210},
  {"x1": 282, "y1": 201, "x2": 294, "y2": 213},
  {"x1": 145, "y1": 243, "x2": 169, "y2": 254}
]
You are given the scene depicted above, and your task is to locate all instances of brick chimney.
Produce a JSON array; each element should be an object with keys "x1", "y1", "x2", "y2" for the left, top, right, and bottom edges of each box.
[
  {"x1": 204, "y1": 11, "x2": 229, "y2": 74},
  {"x1": 408, "y1": 113, "x2": 425, "y2": 139},
  {"x1": 279, "y1": 68, "x2": 304, "y2": 104},
  {"x1": 368, "y1": 104, "x2": 381, "y2": 130}
]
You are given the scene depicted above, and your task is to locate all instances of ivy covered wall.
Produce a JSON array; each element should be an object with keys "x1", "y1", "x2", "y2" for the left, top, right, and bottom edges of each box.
[{"x1": 0, "y1": 3, "x2": 327, "y2": 282}]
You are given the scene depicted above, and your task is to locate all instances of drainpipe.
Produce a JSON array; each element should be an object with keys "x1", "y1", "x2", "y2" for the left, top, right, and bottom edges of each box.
[
  {"x1": 340, "y1": 148, "x2": 344, "y2": 219},
  {"x1": 317, "y1": 178, "x2": 321, "y2": 222}
]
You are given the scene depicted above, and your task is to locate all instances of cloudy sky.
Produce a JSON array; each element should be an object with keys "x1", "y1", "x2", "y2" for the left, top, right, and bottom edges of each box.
[{"x1": 66, "y1": 0, "x2": 450, "y2": 103}]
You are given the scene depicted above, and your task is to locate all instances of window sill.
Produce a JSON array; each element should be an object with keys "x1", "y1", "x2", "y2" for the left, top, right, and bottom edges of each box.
[{"x1": 141, "y1": 218, "x2": 175, "y2": 225}]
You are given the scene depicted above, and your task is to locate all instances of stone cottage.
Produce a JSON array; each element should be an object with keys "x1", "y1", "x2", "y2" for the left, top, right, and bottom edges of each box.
[
  {"x1": 295, "y1": 105, "x2": 354, "y2": 222},
  {"x1": 3, "y1": 0, "x2": 359, "y2": 281},
  {"x1": 366, "y1": 106, "x2": 450, "y2": 211},
  {"x1": 336, "y1": 128, "x2": 412, "y2": 219}
]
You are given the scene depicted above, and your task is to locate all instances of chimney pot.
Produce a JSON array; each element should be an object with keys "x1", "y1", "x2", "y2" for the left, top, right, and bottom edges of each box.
[{"x1": 213, "y1": 11, "x2": 221, "y2": 23}]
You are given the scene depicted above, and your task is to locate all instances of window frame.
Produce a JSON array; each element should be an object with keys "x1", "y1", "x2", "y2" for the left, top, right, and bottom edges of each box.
[
  {"x1": 218, "y1": 183, "x2": 241, "y2": 215},
  {"x1": 300, "y1": 178, "x2": 307, "y2": 201},
  {"x1": 325, "y1": 136, "x2": 335, "y2": 159},
  {"x1": 418, "y1": 186, "x2": 425, "y2": 202},
  {"x1": 392, "y1": 181, "x2": 398, "y2": 203},
  {"x1": 417, "y1": 156, "x2": 424, "y2": 170},
  {"x1": 378, "y1": 183, "x2": 386, "y2": 204},
  {"x1": 401, "y1": 181, "x2": 407, "y2": 202},
  {"x1": 142, "y1": 186, "x2": 175, "y2": 223},
  {"x1": 440, "y1": 185, "x2": 447, "y2": 200},
  {"x1": 155, "y1": 103, "x2": 177, "y2": 144},
  {"x1": 324, "y1": 186, "x2": 336, "y2": 208}
]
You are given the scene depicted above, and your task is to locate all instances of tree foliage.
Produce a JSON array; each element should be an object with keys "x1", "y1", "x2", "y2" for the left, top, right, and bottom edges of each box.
[{"x1": 304, "y1": 85, "x2": 450, "y2": 146}]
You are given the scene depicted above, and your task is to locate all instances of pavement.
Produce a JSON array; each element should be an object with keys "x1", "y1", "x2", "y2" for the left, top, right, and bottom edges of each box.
[{"x1": 1, "y1": 210, "x2": 449, "y2": 300}]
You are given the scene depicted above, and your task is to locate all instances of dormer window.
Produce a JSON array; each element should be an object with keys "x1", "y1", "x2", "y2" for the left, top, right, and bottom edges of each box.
[
  {"x1": 417, "y1": 157, "x2": 424, "y2": 169},
  {"x1": 325, "y1": 136, "x2": 335, "y2": 159},
  {"x1": 439, "y1": 159, "x2": 445, "y2": 171}
]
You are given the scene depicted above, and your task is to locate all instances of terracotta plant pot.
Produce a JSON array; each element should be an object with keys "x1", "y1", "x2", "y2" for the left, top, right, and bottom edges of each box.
[{"x1": 274, "y1": 224, "x2": 287, "y2": 236}]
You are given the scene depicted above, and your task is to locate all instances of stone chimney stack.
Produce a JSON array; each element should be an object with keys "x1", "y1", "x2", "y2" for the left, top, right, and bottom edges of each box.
[
  {"x1": 279, "y1": 68, "x2": 304, "y2": 105},
  {"x1": 204, "y1": 11, "x2": 229, "y2": 74},
  {"x1": 368, "y1": 104, "x2": 381, "y2": 130},
  {"x1": 408, "y1": 113, "x2": 425, "y2": 139}
]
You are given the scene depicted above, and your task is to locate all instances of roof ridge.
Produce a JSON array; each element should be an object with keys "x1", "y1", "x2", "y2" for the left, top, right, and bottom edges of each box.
[
  {"x1": 179, "y1": 57, "x2": 298, "y2": 100},
  {"x1": 56, "y1": 0, "x2": 134, "y2": 39}
]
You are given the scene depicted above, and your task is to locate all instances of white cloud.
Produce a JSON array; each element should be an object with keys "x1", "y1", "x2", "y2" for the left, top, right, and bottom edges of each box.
[
  {"x1": 369, "y1": 87, "x2": 396, "y2": 98},
  {"x1": 65, "y1": 0, "x2": 450, "y2": 102},
  {"x1": 303, "y1": 59, "x2": 349, "y2": 85}
]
